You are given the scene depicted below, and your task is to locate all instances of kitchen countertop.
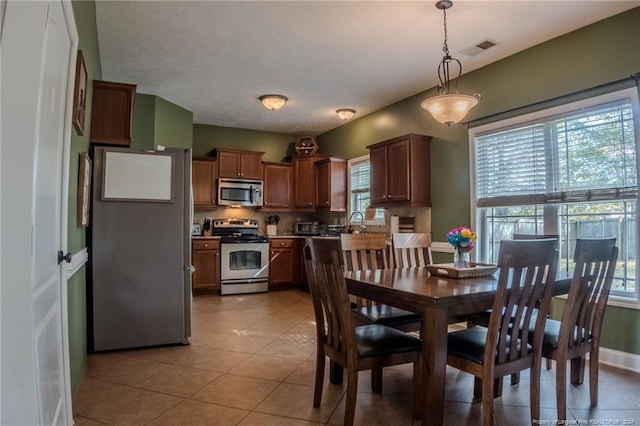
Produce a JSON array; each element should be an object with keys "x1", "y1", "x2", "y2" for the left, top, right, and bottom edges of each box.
[{"x1": 191, "y1": 236, "x2": 220, "y2": 240}]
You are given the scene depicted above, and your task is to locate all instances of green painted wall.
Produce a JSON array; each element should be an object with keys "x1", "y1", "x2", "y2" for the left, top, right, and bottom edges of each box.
[
  {"x1": 155, "y1": 97, "x2": 193, "y2": 149},
  {"x1": 132, "y1": 94, "x2": 156, "y2": 150},
  {"x1": 132, "y1": 94, "x2": 193, "y2": 150},
  {"x1": 318, "y1": 7, "x2": 640, "y2": 355},
  {"x1": 69, "y1": 0, "x2": 102, "y2": 394},
  {"x1": 193, "y1": 124, "x2": 297, "y2": 162}
]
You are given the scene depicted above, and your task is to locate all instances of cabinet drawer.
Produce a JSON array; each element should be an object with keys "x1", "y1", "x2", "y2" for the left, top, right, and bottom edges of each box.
[
  {"x1": 270, "y1": 239, "x2": 296, "y2": 248},
  {"x1": 192, "y1": 239, "x2": 220, "y2": 250}
]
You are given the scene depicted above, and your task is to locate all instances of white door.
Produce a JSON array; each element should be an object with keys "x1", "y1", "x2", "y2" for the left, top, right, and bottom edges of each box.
[{"x1": 0, "y1": 1, "x2": 77, "y2": 424}]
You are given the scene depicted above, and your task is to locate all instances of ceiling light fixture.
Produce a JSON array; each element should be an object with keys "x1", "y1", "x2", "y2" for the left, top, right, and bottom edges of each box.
[
  {"x1": 421, "y1": 0, "x2": 480, "y2": 126},
  {"x1": 259, "y1": 94, "x2": 288, "y2": 111},
  {"x1": 336, "y1": 108, "x2": 355, "y2": 120}
]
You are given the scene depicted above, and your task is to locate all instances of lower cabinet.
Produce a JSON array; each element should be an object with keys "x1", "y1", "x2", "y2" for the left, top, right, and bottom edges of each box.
[
  {"x1": 269, "y1": 238, "x2": 303, "y2": 287},
  {"x1": 192, "y1": 239, "x2": 220, "y2": 293}
]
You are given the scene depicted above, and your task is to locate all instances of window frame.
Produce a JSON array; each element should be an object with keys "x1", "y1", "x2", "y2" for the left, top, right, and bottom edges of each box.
[
  {"x1": 469, "y1": 87, "x2": 640, "y2": 305},
  {"x1": 347, "y1": 155, "x2": 385, "y2": 225}
]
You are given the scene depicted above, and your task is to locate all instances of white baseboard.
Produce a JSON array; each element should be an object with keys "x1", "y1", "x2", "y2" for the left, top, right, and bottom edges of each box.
[
  {"x1": 598, "y1": 347, "x2": 640, "y2": 373},
  {"x1": 66, "y1": 247, "x2": 88, "y2": 279}
]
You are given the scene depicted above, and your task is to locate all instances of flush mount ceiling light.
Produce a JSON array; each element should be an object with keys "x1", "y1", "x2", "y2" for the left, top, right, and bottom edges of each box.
[
  {"x1": 421, "y1": 0, "x2": 480, "y2": 126},
  {"x1": 259, "y1": 94, "x2": 288, "y2": 111},
  {"x1": 336, "y1": 108, "x2": 355, "y2": 120}
]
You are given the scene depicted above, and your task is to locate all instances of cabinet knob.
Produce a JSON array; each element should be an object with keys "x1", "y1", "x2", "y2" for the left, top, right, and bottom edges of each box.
[
  {"x1": 280, "y1": 242, "x2": 285, "y2": 246},
  {"x1": 308, "y1": 202, "x2": 312, "y2": 206},
  {"x1": 203, "y1": 243, "x2": 208, "y2": 247}
]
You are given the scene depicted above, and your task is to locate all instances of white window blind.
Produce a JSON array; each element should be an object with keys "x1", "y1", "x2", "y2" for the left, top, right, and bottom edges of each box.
[
  {"x1": 471, "y1": 87, "x2": 640, "y2": 301},
  {"x1": 475, "y1": 99, "x2": 637, "y2": 208}
]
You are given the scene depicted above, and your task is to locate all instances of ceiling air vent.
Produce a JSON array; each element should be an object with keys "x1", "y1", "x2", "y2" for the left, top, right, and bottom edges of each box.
[{"x1": 459, "y1": 39, "x2": 499, "y2": 57}]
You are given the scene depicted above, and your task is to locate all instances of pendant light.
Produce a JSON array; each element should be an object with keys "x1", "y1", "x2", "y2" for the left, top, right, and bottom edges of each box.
[{"x1": 421, "y1": 0, "x2": 479, "y2": 126}]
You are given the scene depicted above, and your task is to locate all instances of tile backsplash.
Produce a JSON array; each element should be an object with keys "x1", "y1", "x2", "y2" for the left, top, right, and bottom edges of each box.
[{"x1": 194, "y1": 206, "x2": 431, "y2": 238}]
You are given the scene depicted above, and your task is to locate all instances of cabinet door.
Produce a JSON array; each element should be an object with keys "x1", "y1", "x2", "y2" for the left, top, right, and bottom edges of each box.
[
  {"x1": 315, "y1": 160, "x2": 330, "y2": 208},
  {"x1": 239, "y1": 153, "x2": 263, "y2": 179},
  {"x1": 263, "y1": 163, "x2": 292, "y2": 210},
  {"x1": 90, "y1": 80, "x2": 136, "y2": 146},
  {"x1": 293, "y1": 157, "x2": 316, "y2": 210},
  {"x1": 369, "y1": 145, "x2": 388, "y2": 204},
  {"x1": 192, "y1": 245, "x2": 220, "y2": 292},
  {"x1": 192, "y1": 160, "x2": 217, "y2": 209},
  {"x1": 269, "y1": 240, "x2": 295, "y2": 285},
  {"x1": 217, "y1": 151, "x2": 241, "y2": 178},
  {"x1": 387, "y1": 140, "x2": 411, "y2": 202}
]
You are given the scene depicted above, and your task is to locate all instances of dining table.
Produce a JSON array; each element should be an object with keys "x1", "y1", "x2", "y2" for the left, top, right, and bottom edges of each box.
[{"x1": 343, "y1": 266, "x2": 571, "y2": 425}]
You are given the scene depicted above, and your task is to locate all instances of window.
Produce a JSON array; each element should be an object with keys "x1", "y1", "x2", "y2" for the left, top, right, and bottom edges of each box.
[
  {"x1": 470, "y1": 88, "x2": 640, "y2": 301},
  {"x1": 348, "y1": 155, "x2": 385, "y2": 224}
]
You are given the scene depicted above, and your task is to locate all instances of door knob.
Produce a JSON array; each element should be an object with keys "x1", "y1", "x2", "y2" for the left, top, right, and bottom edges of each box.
[{"x1": 57, "y1": 251, "x2": 72, "y2": 265}]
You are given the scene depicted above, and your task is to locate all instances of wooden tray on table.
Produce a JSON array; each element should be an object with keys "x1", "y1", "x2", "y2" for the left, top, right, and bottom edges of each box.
[{"x1": 426, "y1": 263, "x2": 497, "y2": 279}]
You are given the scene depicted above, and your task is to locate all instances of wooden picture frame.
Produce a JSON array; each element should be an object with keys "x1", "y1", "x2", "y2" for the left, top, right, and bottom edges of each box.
[
  {"x1": 72, "y1": 50, "x2": 88, "y2": 135},
  {"x1": 77, "y1": 152, "x2": 92, "y2": 227}
]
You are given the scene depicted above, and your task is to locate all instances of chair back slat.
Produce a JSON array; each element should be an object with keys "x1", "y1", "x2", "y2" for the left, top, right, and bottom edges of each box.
[
  {"x1": 340, "y1": 234, "x2": 390, "y2": 308},
  {"x1": 340, "y1": 233, "x2": 390, "y2": 272},
  {"x1": 392, "y1": 233, "x2": 433, "y2": 268},
  {"x1": 560, "y1": 238, "x2": 618, "y2": 349},
  {"x1": 487, "y1": 239, "x2": 559, "y2": 367},
  {"x1": 304, "y1": 239, "x2": 358, "y2": 362}
]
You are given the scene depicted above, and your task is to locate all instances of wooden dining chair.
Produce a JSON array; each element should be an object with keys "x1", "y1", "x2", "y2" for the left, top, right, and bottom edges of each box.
[
  {"x1": 392, "y1": 232, "x2": 433, "y2": 268},
  {"x1": 446, "y1": 238, "x2": 559, "y2": 426},
  {"x1": 467, "y1": 233, "x2": 560, "y2": 387},
  {"x1": 340, "y1": 233, "x2": 423, "y2": 333},
  {"x1": 534, "y1": 237, "x2": 618, "y2": 421},
  {"x1": 303, "y1": 239, "x2": 422, "y2": 426}
]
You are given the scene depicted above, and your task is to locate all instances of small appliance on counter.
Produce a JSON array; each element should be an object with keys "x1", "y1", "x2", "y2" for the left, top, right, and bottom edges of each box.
[
  {"x1": 295, "y1": 220, "x2": 320, "y2": 235},
  {"x1": 266, "y1": 215, "x2": 280, "y2": 236},
  {"x1": 191, "y1": 224, "x2": 201, "y2": 236}
]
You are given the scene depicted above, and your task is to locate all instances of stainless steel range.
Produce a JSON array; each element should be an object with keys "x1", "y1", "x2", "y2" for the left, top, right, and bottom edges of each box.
[{"x1": 213, "y1": 218, "x2": 269, "y2": 295}]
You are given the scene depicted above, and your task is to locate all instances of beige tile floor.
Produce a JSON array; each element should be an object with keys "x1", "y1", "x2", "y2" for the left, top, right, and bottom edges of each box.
[{"x1": 74, "y1": 288, "x2": 640, "y2": 425}]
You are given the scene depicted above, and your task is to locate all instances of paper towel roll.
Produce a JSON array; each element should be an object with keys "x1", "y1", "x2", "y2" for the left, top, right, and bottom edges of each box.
[{"x1": 390, "y1": 215, "x2": 400, "y2": 234}]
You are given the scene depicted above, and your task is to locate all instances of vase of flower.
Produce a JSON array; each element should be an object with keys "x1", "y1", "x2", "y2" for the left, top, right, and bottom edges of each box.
[
  {"x1": 453, "y1": 248, "x2": 471, "y2": 268},
  {"x1": 447, "y1": 226, "x2": 477, "y2": 269}
]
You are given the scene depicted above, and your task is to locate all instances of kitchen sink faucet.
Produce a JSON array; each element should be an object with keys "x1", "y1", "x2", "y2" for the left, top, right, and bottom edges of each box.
[{"x1": 348, "y1": 211, "x2": 367, "y2": 234}]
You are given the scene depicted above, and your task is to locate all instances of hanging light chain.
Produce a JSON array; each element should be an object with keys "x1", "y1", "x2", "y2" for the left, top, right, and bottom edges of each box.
[{"x1": 442, "y1": 7, "x2": 449, "y2": 56}]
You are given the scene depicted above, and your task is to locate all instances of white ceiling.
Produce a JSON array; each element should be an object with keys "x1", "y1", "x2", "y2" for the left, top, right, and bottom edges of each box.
[{"x1": 96, "y1": 1, "x2": 638, "y2": 136}]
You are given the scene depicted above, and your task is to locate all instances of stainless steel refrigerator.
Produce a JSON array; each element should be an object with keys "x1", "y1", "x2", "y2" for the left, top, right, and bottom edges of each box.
[{"x1": 90, "y1": 146, "x2": 192, "y2": 351}]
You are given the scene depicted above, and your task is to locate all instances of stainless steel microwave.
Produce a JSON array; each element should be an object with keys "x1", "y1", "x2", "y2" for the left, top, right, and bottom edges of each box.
[
  {"x1": 217, "y1": 178, "x2": 263, "y2": 207},
  {"x1": 295, "y1": 221, "x2": 320, "y2": 235}
]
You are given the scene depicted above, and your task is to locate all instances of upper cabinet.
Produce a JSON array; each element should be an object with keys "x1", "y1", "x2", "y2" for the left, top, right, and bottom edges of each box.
[
  {"x1": 90, "y1": 80, "x2": 136, "y2": 146},
  {"x1": 262, "y1": 162, "x2": 293, "y2": 211},
  {"x1": 315, "y1": 157, "x2": 347, "y2": 211},
  {"x1": 292, "y1": 154, "x2": 329, "y2": 211},
  {"x1": 367, "y1": 134, "x2": 432, "y2": 207},
  {"x1": 215, "y1": 149, "x2": 264, "y2": 179},
  {"x1": 192, "y1": 159, "x2": 217, "y2": 210}
]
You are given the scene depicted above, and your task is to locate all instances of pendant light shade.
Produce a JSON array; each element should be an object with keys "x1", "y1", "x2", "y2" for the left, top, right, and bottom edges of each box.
[
  {"x1": 421, "y1": 94, "x2": 478, "y2": 126},
  {"x1": 259, "y1": 94, "x2": 287, "y2": 111},
  {"x1": 421, "y1": 1, "x2": 479, "y2": 126}
]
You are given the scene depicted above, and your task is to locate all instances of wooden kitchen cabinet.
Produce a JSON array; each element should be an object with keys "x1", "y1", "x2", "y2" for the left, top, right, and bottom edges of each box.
[
  {"x1": 192, "y1": 159, "x2": 217, "y2": 210},
  {"x1": 367, "y1": 134, "x2": 432, "y2": 207},
  {"x1": 315, "y1": 157, "x2": 347, "y2": 211},
  {"x1": 292, "y1": 154, "x2": 329, "y2": 211},
  {"x1": 262, "y1": 162, "x2": 292, "y2": 211},
  {"x1": 192, "y1": 239, "x2": 220, "y2": 293},
  {"x1": 215, "y1": 149, "x2": 264, "y2": 179},
  {"x1": 269, "y1": 238, "x2": 302, "y2": 286},
  {"x1": 90, "y1": 80, "x2": 136, "y2": 146}
]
